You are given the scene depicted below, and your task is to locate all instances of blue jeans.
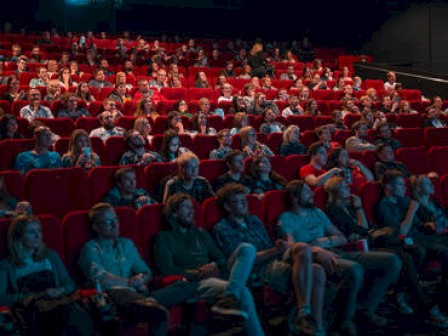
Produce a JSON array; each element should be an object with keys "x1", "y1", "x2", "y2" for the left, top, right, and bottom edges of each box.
[
  {"x1": 196, "y1": 243, "x2": 265, "y2": 336},
  {"x1": 329, "y1": 251, "x2": 402, "y2": 321}
]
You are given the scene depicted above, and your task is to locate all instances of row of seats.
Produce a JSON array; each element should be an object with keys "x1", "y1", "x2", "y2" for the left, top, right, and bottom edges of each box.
[{"x1": 2, "y1": 145, "x2": 448, "y2": 217}]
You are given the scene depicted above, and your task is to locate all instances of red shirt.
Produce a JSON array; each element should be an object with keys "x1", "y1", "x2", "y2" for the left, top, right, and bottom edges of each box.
[{"x1": 300, "y1": 164, "x2": 327, "y2": 180}]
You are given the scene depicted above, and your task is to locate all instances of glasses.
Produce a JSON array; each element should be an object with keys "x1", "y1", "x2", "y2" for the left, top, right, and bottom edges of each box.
[{"x1": 99, "y1": 217, "x2": 119, "y2": 227}]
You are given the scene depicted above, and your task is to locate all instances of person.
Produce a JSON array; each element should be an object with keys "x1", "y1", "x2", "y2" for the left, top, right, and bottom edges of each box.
[
  {"x1": 304, "y1": 99, "x2": 322, "y2": 117},
  {"x1": 57, "y1": 92, "x2": 91, "y2": 120},
  {"x1": 20, "y1": 88, "x2": 53, "y2": 121},
  {"x1": 194, "y1": 72, "x2": 212, "y2": 89},
  {"x1": 281, "y1": 94, "x2": 304, "y2": 117},
  {"x1": 212, "y1": 150, "x2": 254, "y2": 193},
  {"x1": 378, "y1": 95, "x2": 398, "y2": 114},
  {"x1": 149, "y1": 69, "x2": 168, "y2": 91},
  {"x1": 384, "y1": 71, "x2": 399, "y2": 91},
  {"x1": 43, "y1": 79, "x2": 63, "y2": 103},
  {"x1": 345, "y1": 121, "x2": 376, "y2": 153},
  {"x1": 15, "y1": 56, "x2": 28, "y2": 75},
  {"x1": 279, "y1": 125, "x2": 307, "y2": 156},
  {"x1": 155, "y1": 193, "x2": 265, "y2": 335},
  {"x1": 238, "y1": 64, "x2": 252, "y2": 79},
  {"x1": 249, "y1": 155, "x2": 287, "y2": 196},
  {"x1": 247, "y1": 41, "x2": 266, "y2": 78},
  {"x1": 88, "y1": 69, "x2": 112, "y2": 89},
  {"x1": 327, "y1": 110, "x2": 347, "y2": 132},
  {"x1": 376, "y1": 171, "x2": 448, "y2": 326},
  {"x1": 158, "y1": 129, "x2": 190, "y2": 162},
  {"x1": 79, "y1": 203, "x2": 197, "y2": 336},
  {"x1": 29, "y1": 66, "x2": 50, "y2": 88},
  {"x1": 220, "y1": 60, "x2": 236, "y2": 78},
  {"x1": 133, "y1": 117, "x2": 153, "y2": 145},
  {"x1": 278, "y1": 180, "x2": 402, "y2": 334},
  {"x1": 1, "y1": 76, "x2": 26, "y2": 104},
  {"x1": 102, "y1": 167, "x2": 155, "y2": 209},
  {"x1": 190, "y1": 112, "x2": 217, "y2": 136},
  {"x1": 134, "y1": 96, "x2": 159, "y2": 119},
  {"x1": 373, "y1": 143, "x2": 411, "y2": 180},
  {"x1": 62, "y1": 129, "x2": 101, "y2": 170},
  {"x1": 108, "y1": 83, "x2": 132, "y2": 104},
  {"x1": 423, "y1": 106, "x2": 447, "y2": 128},
  {"x1": 315, "y1": 126, "x2": 341, "y2": 152},
  {"x1": 308, "y1": 73, "x2": 328, "y2": 91},
  {"x1": 173, "y1": 99, "x2": 192, "y2": 118},
  {"x1": 411, "y1": 174, "x2": 448, "y2": 238},
  {"x1": 239, "y1": 126, "x2": 274, "y2": 157},
  {"x1": 58, "y1": 68, "x2": 77, "y2": 91},
  {"x1": 326, "y1": 147, "x2": 374, "y2": 193},
  {"x1": 14, "y1": 126, "x2": 62, "y2": 175},
  {"x1": 102, "y1": 98, "x2": 123, "y2": 120},
  {"x1": 166, "y1": 111, "x2": 186, "y2": 134},
  {"x1": 163, "y1": 152, "x2": 215, "y2": 203},
  {"x1": 133, "y1": 78, "x2": 163, "y2": 104},
  {"x1": 259, "y1": 107, "x2": 286, "y2": 135},
  {"x1": 213, "y1": 183, "x2": 327, "y2": 335},
  {"x1": 228, "y1": 112, "x2": 247, "y2": 136},
  {"x1": 119, "y1": 130, "x2": 162, "y2": 166},
  {"x1": 89, "y1": 111, "x2": 125, "y2": 142},
  {"x1": 300, "y1": 141, "x2": 343, "y2": 188},
  {"x1": 280, "y1": 65, "x2": 298, "y2": 81},
  {"x1": 374, "y1": 122, "x2": 401, "y2": 150},
  {"x1": 249, "y1": 92, "x2": 279, "y2": 116},
  {"x1": 261, "y1": 76, "x2": 277, "y2": 91},
  {"x1": 0, "y1": 114, "x2": 24, "y2": 140},
  {"x1": 209, "y1": 129, "x2": 232, "y2": 159},
  {"x1": 398, "y1": 100, "x2": 418, "y2": 115},
  {"x1": 217, "y1": 83, "x2": 234, "y2": 103},
  {"x1": 75, "y1": 81, "x2": 96, "y2": 104},
  {"x1": 0, "y1": 215, "x2": 95, "y2": 335}
]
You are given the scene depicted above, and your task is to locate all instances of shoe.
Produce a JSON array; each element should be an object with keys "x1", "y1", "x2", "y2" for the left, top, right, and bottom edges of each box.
[
  {"x1": 366, "y1": 313, "x2": 389, "y2": 328},
  {"x1": 137, "y1": 297, "x2": 170, "y2": 319},
  {"x1": 428, "y1": 305, "x2": 448, "y2": 328},
  {"x1": 314, "y1": 325, "x2": 327, "y2": 336},
  {"x1": 211, "y1": 296, "x2": 248, "y2": 320},
  {"x1": 287, "y1": 306, "x2": 313, "y2": 335},
  {"x1": 296, "y1": 315, "x2": 314, "y2": 335},
  {"x1": 339, "y1": 320, "x2": 357, "y2": 336},
  {"x1": 395, "y1": 292, "x2": 415, "y2": 315}
]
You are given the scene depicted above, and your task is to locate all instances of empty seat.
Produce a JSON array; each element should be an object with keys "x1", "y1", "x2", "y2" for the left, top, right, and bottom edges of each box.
[
  {"x1": 394, "y1": 128, "x2": 424, "y2": 147},
  {"x1": 75, "y1": 117, "x2": 101, "y2": 133},
  {"x1": 192, "y1": 134, "x2": 218, "y2": 159},
  {"x1": 25, "y1": 167, "x2": 90, "y2": 217},
  {"x1": 116, "y1": 116, "x2": 137, "y2": 131},
  {"x1": 262, "y1": 190, "x2": 287, "y2": 239},
  {"x1": 105, "y1": 136, "x2": 127, "y2": 165},
  {"x1": 138, "y1": 203, "x2": 166, "y2": 263},
  {"x1": 206, "y1": 115, "x2": 224, "y2": 132},
  {"x1": 144, "y1": 162, "x2": 178, "y2": 196},
  {"x1": 199, "y1": 159, "x2": 228, "y2": 183},
  {"x1": 359, "y1": 182, "x2": 382, "y2": 225},
  {"x1": 429, "y1": 146, "x2": 448, "y2": 176},
  {"x1": 285, "y1": 115, "x2": 315, "y2": 131},
  {"x1": 267, "y1": 133, "x2": 283, "y2": 154},
  {"x1": 283, "y1": 154, "x2": 310, "y2": 180},
  {"x1": 35, "y1": 117, "x2": 75, "y2": 137},
  {"x1": 0, "y1": 170, "x2": 25, "y2": 201},
  {"x1": 397, "y1": 114, "x2": 423, "y2": 128},
  {"x1": 424, "y1": 127, "x2": 448, "y2": 147},
  {"x1": 395, "y1": 146, "x2": 432, "y2": 175},
  {"x1": 333, "y1": 129, "x2": 352, "y2": 146}
]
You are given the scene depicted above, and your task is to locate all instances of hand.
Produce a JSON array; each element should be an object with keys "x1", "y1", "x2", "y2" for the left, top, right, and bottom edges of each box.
[
  {"x1": 311, "y1": 247, "x2": 338, "y2": 274},
  {"x1": 329, "y1": 167, "x2": 343, "y2": 176},
  {"x1": 136, "y1": 196, "x2": 150, "y2": 206},
  {"x1": 141, "y1": 153, "x2": 155, "y2": 164},
  {"x1": 129, "y1": 273, "x2": 146, "y2": 289},
  {"x1": 243, "y1": 146, "x2": 254, "y2": 157},
  {"x1": 198, "y1": 263, "x2": 220, "y2": 279},
  {"x1": 425, "y1": 222, "x2": 436, "y2": 232},
  {"x1": 41, "y1": 287, "x2": 64, "y2": 299},
  {"x1": 275, "y1": 239, "x2": 290, "y2": 253}
]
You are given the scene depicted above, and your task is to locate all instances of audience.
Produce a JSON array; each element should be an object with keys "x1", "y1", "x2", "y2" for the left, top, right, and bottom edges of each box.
[
  {"x1": 259, "y1": 107, "x2": 286, "y2": 135},
  {"x1": 249, "y1": 155, "x2": 287, "y2": 196},
  {"x1": 159, "y1": 129, "x2": 190, "y2": 162},
  {"x1": 0, "y1": 114, "x2": 24, "y2": 140},
  {"x1": 345, "y1": 121, "x2": 376, "y2": 153},
  {"x1": 240, "y1": 126, "x2": 274, "y2": 157},
  {"x1": 57, "y1": 92, "x2": 91, "y2": 120},
  {"x1": 209, "y1": 128, "x2": 232, "y2": 159},
  {"x1": 119, "y1": 130, "x2": 161, "y2": 166},
  {"x1": 373, "y1": 143, "x2": 411, "y2": 180},
  {"x1": 89, "y1": 111, "x2": 125, "y2": 142},
  {"x1": 374, "y1": 122, "x2": 401, "y2": 150},
  {"x1": 279, "y1": 125, "x2": 307, "y2": 156},
  {"x1": 20, "y1": 88, "x2": 53, "y2": 121}
]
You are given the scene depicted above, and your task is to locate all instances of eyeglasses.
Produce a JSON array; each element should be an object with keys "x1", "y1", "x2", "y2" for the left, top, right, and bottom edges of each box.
[{"x1": 99, "y1": 217, "x2": 119, "y2": 227}]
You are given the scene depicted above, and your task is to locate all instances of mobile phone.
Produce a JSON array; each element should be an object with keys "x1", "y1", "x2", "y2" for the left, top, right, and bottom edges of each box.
[{"x1": 83, "y1": 147, "x2": 91, "y2": 156}]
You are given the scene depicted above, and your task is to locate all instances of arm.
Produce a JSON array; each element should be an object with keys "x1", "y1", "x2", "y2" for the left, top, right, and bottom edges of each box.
[
  {"x1": 399, "y1": 201, "x2": 420, "y2": 236},
  {"x1": 377, "y1": 198, "x2": 419, "y2": 236},
  {"x1": 345, "y1": 138, "x2": 376, "y2": 152},
  {"x1": 303, "y1": 168, "x2": 341, "y2": 187},
  {"x1": 154, "y1": 233, "x2": 190, "y2": 277},
  {"x1": 49, "y1": 250, "x2": 77, "y2": 295},
  {"x1": 314, "y1": 210, "x2": 348, "y2": 247},
  {"x1": 0, "y1": 261, "x2": 35, "y2": 306},
  {"x1": 350, "y1": 160, "x2": 374, "y2": 181}
]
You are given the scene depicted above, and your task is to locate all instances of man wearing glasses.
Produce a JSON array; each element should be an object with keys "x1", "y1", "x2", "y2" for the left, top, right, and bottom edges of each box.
[{"x1": 20, "y1": 88, "x2": 53, "y2": 121}]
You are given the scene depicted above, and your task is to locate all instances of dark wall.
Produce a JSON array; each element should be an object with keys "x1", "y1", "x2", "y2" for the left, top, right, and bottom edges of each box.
[{"x1": 364, "y1": 3, "x2": 448, "y2": 76}]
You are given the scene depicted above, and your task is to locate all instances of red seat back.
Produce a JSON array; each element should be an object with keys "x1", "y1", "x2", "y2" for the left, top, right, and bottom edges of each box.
[
  {"x1": 25, "y1": 167, "x2": 90, "y2": 217},
  {"x1": 0, "y1": 170, "x2": 25, "y2": 201},
  {"x1": 429, "y1": 146, "x2": 448, "y2": 176},
  {"x1": 424, "y1": 127, "x2": 448, "y2": 147},
  {"x1": 395, "y1": 146, "x2": 432, "y2": 175},
  {"x1": 394, "y1": 128, "x2": 424, "y2": 147},
  {"x1": 192, "y1": 135, "x2": 218, "y2": 159},
  {"x1": 262, "y1": 190, "x2": 288, "y2": 239},
  {"x1": 0, "y1": 139, "x2": 35, "y2": 170},
  {"x1": 105, "y1": 136, "x2": 127, "y2": 165}
]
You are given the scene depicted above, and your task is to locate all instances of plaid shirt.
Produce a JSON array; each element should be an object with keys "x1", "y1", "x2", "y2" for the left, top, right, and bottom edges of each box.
[{"x1": 213, "y1": 215, "x2": 273, "y2": 259}]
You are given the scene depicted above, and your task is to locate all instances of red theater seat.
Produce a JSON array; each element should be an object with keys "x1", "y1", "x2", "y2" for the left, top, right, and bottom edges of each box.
[
  {"x1": 105, "y1": 136, "x2": 127, "y2": 165},
  {"x1": 395, "y1": 146, "x2": 432, "y2": 175},
  {"x1": 199, "y1": 159, "x2": 228, "y2": 183},
  {"x1": 285, "y1": 115, "x2": 315, "y2": 131},
  {"x1": 0, "y1": 170, "x2": 25, "y2": 201},
  {"x1": 262, "y1": 190, "x2": 288, "y2": 239},
  {"x1": 429, "y1": 146, "x2": 448, "y2": 176},
  {"x1": 424, "y1": 127, "x2": 448, "y2": 147},
  {"x1": 0, "y1": 139, "x2": 35, "y2": 170},
  {"x1": 192, "y1": 134, "x2": 218, "y2": 159},
  {"x1": 394, "y1": 128, "x2": 424, "y2": 147}
]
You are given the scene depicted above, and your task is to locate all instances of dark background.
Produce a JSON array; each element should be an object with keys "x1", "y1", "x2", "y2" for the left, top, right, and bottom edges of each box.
[{"x1": 3, "y1": 0, "x2": 448, "y2": 76}]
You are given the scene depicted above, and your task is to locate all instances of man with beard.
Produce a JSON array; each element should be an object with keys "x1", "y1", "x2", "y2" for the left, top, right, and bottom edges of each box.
[
  {"x1": 88, "y1": 69, "x2": 112, "y2": 89},
  {"x1": 345, "y1": 121, "x2": 376, "y2": 153},
  {"x1": 80, "y1": 203, "x2": 197, "y2": 336},
  {"x1": 213, "y1": 183, "x2": 327, "y2": 336},
  {"x1": 89, "y1": 110, "x2": 125, "y2": 142},
  {"x1": 155, "y1": 192, "x2": 265, "y2": 335},
  {"x1": 277, "y1": 180, "x2": 402, "y2": 335},
  {"x1": 20, "y1": 88, "x2": 53, "y2": 121},
  {"x1": 119, "y1": 130, "x2": 162, "y2": 166},
  {"x1": 281, "y1": 94, "x2": 304, "y2": 117}
]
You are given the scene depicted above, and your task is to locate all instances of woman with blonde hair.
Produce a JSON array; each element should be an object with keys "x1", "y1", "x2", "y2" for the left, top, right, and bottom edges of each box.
[
  {"x1": 0, "y1": 215, "x2": 94, "y2": 335},
  {"x1": 133, "y1": 116, "x2": 154, "y2": 145},
  {"x1": 239, "y1": 126, "x2": 273, "y2": 157},
  {"x1": 62, "y1": 129, "x2": 101, "y2": 170},
  {"x1": 280, "y1": 125, "x2": 307, "y2": 156},
  {"x1": 134, "y1": 96, "x2": 160, "y2": 119},
  {"x1": 230, "y1": 112, "x2": 248, "y2": 135}
]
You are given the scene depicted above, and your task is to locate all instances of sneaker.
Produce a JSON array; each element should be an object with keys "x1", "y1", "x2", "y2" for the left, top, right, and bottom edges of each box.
[
  {"x1": 287, "y1": 306, "x2": 313, "y2": 335},
  {"x1": 211, "y1": 296, "x2": 248, "y2": 320},
  {"x1": 428, "y1": 305, "x2": 448, "y2": 328},
  {"x1": 395, "y1": 292, "x2": 415, "y2": 315},
  {"x1": 296, "y1": 315, "x2": 314, "y2": 335}
]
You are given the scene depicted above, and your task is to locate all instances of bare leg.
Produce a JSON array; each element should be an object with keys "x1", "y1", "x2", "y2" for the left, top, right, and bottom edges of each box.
[{"x1": 291, "y1": 242, "x2": 312, "y2": 311}]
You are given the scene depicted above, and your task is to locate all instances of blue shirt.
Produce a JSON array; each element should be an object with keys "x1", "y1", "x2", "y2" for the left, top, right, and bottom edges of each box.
[{"x1": 14, "y1": 150, "x2": 62, "y2": 175}]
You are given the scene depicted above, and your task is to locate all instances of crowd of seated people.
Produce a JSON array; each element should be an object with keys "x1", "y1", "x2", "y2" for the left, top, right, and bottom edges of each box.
[{"x1": 1, "y1": 28, "x2": 448, "y2": 336}]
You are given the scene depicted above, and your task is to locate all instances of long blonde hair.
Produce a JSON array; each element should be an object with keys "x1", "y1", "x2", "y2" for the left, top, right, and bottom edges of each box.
[{"x1": 8, "y1": 215, "x2": 48, "y2": 267}]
